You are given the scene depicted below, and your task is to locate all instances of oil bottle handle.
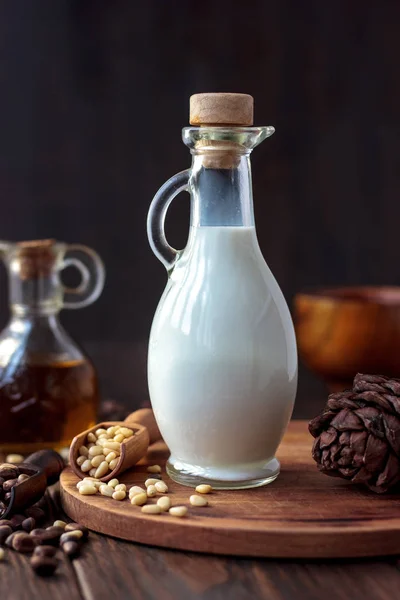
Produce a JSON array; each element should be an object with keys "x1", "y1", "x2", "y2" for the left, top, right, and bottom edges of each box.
[
  {"x1": 147, "y1": 169, "x2": 190, "y2": 271},
  {"x1": 62, "y1": 244, "x2": 106, "y2": 309}
]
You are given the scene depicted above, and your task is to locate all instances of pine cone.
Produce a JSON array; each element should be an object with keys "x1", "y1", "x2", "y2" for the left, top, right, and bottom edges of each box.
[{"x1": 309, "y1": 373, "x2": 400, "y2": 493}]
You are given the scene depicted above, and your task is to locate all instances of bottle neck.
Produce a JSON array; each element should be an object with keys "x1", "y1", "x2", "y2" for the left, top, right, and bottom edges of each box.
[
  {"x1": 189, "y1": 153, "x2": 254, "y2": 228},
  {"x1": 9, "y1": 273, "x2": 63, "y2": 317}
]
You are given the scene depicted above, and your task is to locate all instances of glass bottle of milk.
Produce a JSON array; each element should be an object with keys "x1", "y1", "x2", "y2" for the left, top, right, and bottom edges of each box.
[{"x1": 147, "y1": 93, "x2": 297, "y2": 489}]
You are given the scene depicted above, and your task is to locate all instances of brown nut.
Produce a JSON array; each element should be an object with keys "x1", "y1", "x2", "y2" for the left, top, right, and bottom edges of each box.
[
  {"x1": 0, "y1": 519, "x2": 14, "y2": 529},
  {"x1": 10, "y1": 515, "x2": 26, "y2": 530},
  {"x1": 0, "y1": 525, "x2": 13, "y2": 545},
  {"x1": 64, "y1": 523, "x2": 89, "y2": 539},
  {"x1": 4, "y1": 492, "x2": 11, "y2": 503},
  {"x1": 0, "y1": 466, "x2": 19, "y2": 480},
  {"x1": 30, "y1": 555, "x2": 58, "y2": 577},
  {"x1": 33, "y1": 545, "x2": 57, "y2": 558},
  {"x1": 3, "y1": 478, "x2": 18, "y2": 492},
  {"x1": 60, "y1": 531, "x2": 83, "y2": 545},
  {"x1": 21, "y1": 517, "x2": 36, "y2": 533},
  {"x1": 62, "y1": 540, "x2": 80, "y2": 557},
  {"x1": 12, "y1": 533, "x2": 35, "y2": 553},
  {"x1": 5, "y1": 531, "x2": 25, "y2": 548}
]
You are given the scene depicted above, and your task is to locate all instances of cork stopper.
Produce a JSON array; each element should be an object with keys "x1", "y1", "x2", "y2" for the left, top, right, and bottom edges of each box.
[
  {"x1": 16, "y1": 239, "x2": 58, "y2": 279},
  {"x1": 190, "y1": 93, "x2": 253, "y2": 126}
]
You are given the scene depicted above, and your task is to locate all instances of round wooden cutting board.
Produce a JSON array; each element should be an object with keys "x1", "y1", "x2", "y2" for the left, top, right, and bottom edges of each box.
[{"x1": 60, "y1": 420, "x2": 400, "y2": 558}]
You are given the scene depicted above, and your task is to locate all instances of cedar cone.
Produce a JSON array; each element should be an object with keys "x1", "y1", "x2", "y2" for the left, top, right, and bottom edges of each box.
[{"x1": 309, "y1": 373, "x2": 400, "y2": 493}]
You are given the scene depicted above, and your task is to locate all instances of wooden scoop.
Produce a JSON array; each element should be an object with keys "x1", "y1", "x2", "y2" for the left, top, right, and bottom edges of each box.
[{"x1": 69, "y1": 408, "x2": 162, "y2": 482}]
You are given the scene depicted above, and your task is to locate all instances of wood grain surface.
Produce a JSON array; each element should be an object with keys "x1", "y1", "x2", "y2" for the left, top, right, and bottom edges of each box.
[{"x1": 60, "y1": 421, "x2": 400, "y2": 559}]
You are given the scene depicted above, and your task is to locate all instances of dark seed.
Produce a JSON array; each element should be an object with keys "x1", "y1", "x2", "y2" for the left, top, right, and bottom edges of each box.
[
  {"x1": 0, "y1": 477, "x2": 5, "y2": 485},
  {"x1": 0, "y1": 501, "x2": 6, "y2": 515},
  {"x1": 0, "y1": 466, "x2": 19, "y2": 480},
  {"x1": 5, "y1": 531, "x2": 24, "y2": 548},
  {"x1": 4, "y1": 492, "x2": 11, "y2": 503},
  {"x1": 64, "y1": 523, "x2": 89, "y2": 539},
  {"x1": 33, "y1": 545, "x2": 57, "y2": 558},
  {"x1": 24, "y1": 507, "x2": 45, "y2": 522},
  {"x1": 32, "y1": 527, "x2": 63, "y2": 546},
  {"x1": 60, "y1": 531, "x2": 82, "y2": 544},
  {"x1": 21, "y1": 517, "x2": 35, "y2": 533},
  {"x1": 30, "y1": 555, "x2": 58, "y2": 577},
  {"x1": 12, "y1": 533, "x2": 35, "y2": 553},
  {"x1": 62, "y1": 540, "x2": 80, "y2": 557},
  {"x1": 0, "y1": 525, "x2": 13, "y2": 545},
  {"x1": 3, "y1": 478, "x2": 18, "y2": 492},
  {"x1": 10, "y1": 515, "x2": 25, "y2": 530},
  {"x1": 0, "y1": 519, "x2": 14, "y2": 529}
]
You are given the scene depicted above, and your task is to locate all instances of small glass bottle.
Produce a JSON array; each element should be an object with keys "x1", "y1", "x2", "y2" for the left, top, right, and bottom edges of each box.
[{"x1": 0, "y1": 239, "x2": 105, "y2": 453}]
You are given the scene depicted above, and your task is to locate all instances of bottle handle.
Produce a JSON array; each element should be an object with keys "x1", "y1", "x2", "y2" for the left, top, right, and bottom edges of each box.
[
  {"x1": 147, "y1": 169, "x2": 190, "y2": 270},
  {"x1": 62, "y1": 244, "x2": 106, "y2": 309}
]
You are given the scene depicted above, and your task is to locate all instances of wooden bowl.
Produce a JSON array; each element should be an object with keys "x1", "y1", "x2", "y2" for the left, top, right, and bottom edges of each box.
[{"x1": 294, "y1": 286, "x2": 400, "y2": 391}]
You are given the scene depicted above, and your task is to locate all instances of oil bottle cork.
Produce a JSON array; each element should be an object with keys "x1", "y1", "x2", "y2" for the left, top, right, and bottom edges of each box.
[{"x1": 189, "y1": 93, "x2": 254, "y2": 168}]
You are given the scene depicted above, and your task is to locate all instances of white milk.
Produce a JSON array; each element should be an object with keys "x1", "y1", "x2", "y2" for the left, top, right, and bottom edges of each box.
[{"x1": 148, "y1": 226, "x2": 297, "y2": 482}]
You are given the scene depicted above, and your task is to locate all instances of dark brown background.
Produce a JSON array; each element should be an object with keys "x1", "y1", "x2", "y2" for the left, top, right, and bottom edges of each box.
[{"x1": 0, "y1": 0, "x2": 399, "y2": 417}]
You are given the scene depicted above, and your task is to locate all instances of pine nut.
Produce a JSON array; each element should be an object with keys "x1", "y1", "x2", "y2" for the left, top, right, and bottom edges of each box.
[
  {"x1": 88, "y1": 445, "x2": 104, "y2": 457},
  {"x1": 103, "y1": 441, "x2": 120, "y2": 451},
  {"x1": 96, "y1": 438, "x2": 108, "y2": 447},
  {"x1": 95, "y1": 428, "x2": 107, "y2": 436},
  {"x1": 76, "y1": 456, "x2": 86, "y2": 466},
  {"x1": 107, "y1": 426, "x2": 117, "y2": 436},
  {"x1": 112, "y1": 490, "x2": 126, "y2": 501},
  {"x1": 87, "y1": 443, "x2": 95, "y2": 449},
  {"x1": 129, "y1": 486, "x2": 145, "y2": 498},
  {"x1": 147, "y1": 465, "x2": 162, "y2": 474},
  {"x1": 190, "y1": 495, "x2": 208, "y2": 507},
  {"x1": 109, "y1": 458, "x2": 119, "y2": 470},
  {"x1": 195, "y1": 484, "x2": 212, "y2": 494},
  {"x1": 99, "y1": 484, "x2": 114, "y2": 497},
  {"x1": 145, "y1": 478, "x2": 160, "y2": 488},
  {"x1": 113, "y1": 434, "x2": 124, "y2": 443},
  {"x1": 6, "y1": 454, "x2": 24, "y2": 464},
  {"x1": 97, "y1": 434, "x2": 109, "y2": 440},
  {"x1": 0, "y1": 548, "x2": 5, "y2": 560},
  {"x1": 78, "y1": 484, "x2": 97, "y2": 495},
  {"x1": 94, "y1": 461, "x2": 109, "y2": 479},
  {"x1": 141, "y1": 505, "x2": 162, "y2": 514},
  {"x1": 105, "y1": 452, "x2": 117, "y2": 463},
  {"x1": 114, "y1": 484, "x2": 126, "y2": 492},
  {"x1": 108, "y1": 478, "x2": 119, "y2": 488},
  {"x1": 146, "y1": 485, "x2": 157, "y2": 498},
  {"x1": 90, "y1": 455, "x2": 104, "y2": 468},
  {"x1": 79, "y1": 446, "x2": 89, "y2": 457},
  {"x1": 18, "y1": 474, "x2": 29, "y2": 482},
  {"x1": 120, "y1": 427, "x2": 133, "y2": 438},
  {"x1": 155, "y1": 481, "x2": 168, "y2": 494},
  {"x1": 103, "y1": 447, "x2": 120, "y2": 457},
  {"x1": 63, "y1": 530, "x2": 83, "y2": 540},
  {"x1": 80, "y1": 459, "x2": 92, "y2": 473},
  {"x1": 131, "y1": 492, "x2": 147, "y2": 506},
  {"x1": 87, "y1": 432, "x2": 97, "y2": 443},
  {"x1": 90, "y1": 468, "x2": 98, "y2": 477},
  {"x1": 157, "y1": 496, "x2": 171, "y2": 511},
  {"x1": 53, "y1": 520, "x2": 67, "y2": 529},
  {"x1": 169, "y1": 506, "x2": 188, "y2": 517}
]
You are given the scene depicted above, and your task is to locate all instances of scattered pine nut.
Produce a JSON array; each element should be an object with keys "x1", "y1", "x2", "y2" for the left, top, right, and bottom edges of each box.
[
  {"x1": 155, "y1": 481, "x2": 168, "y2": 494},
  {"x1": 53, "y1": 520, "x2": 67, "y2": 529},
  {"x1": 80, "y1": 459, "x2": 92, "y2": 473},
  {"x1": 94, "y1": 461, "x2": 109, "y2": 479},
  {"x1": 131, "y1": 492, "x2": 147, "y2": 506},
  {"x1": 76, "y1": 456, "x2": 86, "y2": 467},
  {"x1": 195, "y1": 484, "x2": 212, "y2": 494},
  {"x1": 0, "y1": 548, "x2": 5, "y2": 560},
  {"x1": 66, "y1": 530, "x2": 83, "y2": 539},
  {"x1": 141, "y1": 504, "x2": 162, "y2": 514},
  {"x1": 78, "y1": 446, "x2": 89, "y2": 457},
  {"x1": 190, "y1": 495, "x2": 208, "y2": 507},
  {"x1": 157, "y1": 496, "x2": 171, "y2": 511},
  {"x1": 109, "y1": 458, "x2": 119, "y2": 470},
  {"x1": 108, "y1": 478, "x2": 119, "y2": 488},
  {"x1": 78, "y1": 484, "x2": 97, "y2": 495},
  {"x1": 6, "y1": 454, "x2": 24, "y2": 464},
  {"x1": 145, "y1": 478, "x2": 160, "y2": 488},
  {"x1": 112, "y1": 490, "x2": 126, "y2": 501},
  {"x1": 169, "y1": 506, "x2": 188, "y2": 517},
  {"x1": 99, "y1": 484, "x2": 114, "y2": 497},
  {"x1": 114, "y1": 484, "x2": 126, "y2": 492},
  {"x1": 146, "y1": 485, "x2": 157, "y2": 498},
  {"x1": 129, "y1": 486, "x2": 145, "y2": 498},
  {"x1": 147, "y1": 465, "x2": 162, "y2": 474}
]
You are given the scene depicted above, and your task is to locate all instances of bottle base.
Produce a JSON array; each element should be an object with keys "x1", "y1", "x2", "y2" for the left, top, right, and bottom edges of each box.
[{"x1": 166, "y1": 456, "x2": 280, "y2": 490}]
